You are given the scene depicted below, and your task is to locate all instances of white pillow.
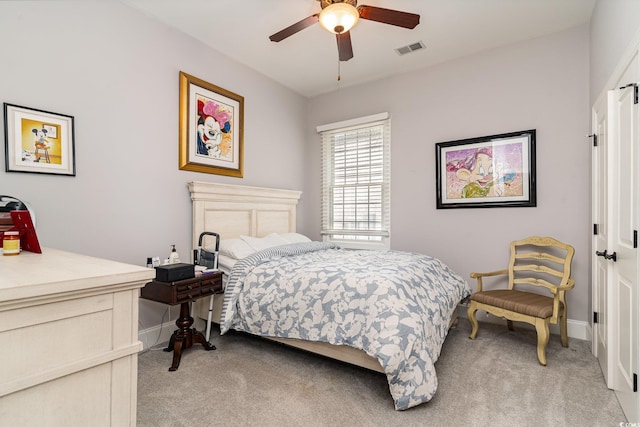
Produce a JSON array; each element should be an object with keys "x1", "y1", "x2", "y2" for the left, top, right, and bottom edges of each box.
[
  {"x1": 240, "y1": 233, "x2": 289, "y2": 252},
  {"x1": 279, "y1": 232, "x2": 312, "y2": 243},
  {"x1": 217, "y1": 238, "x2": 256, "y2": 259}
]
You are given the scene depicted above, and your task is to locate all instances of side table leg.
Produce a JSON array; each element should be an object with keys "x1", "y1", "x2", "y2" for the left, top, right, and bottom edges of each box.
[
  {"x1": 164, "y1": 330, "x2": 178, "y2": 353},
  {"x1": 165, "y1": 301, "x2": 215, "y2": 371},
  {"x1": 168, "y1": 334, "x2": 185, "y2": 371},
  {"x1": 192, "y1": 328, "x2": 216, "y2": 351}
]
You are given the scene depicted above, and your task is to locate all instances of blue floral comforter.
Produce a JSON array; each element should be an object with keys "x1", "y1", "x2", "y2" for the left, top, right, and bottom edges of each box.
[{"x1": 220, "y1": 242, "x2": 471, "y2": 410}]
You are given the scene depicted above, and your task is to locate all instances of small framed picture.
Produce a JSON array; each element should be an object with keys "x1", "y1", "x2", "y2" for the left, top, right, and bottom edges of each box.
[
  {"x1": 3, "y1": 103, "x2": 76, "y2": 176},
  {"x1": 435, "y1": 130, "x2": 536, "y2": 209}
]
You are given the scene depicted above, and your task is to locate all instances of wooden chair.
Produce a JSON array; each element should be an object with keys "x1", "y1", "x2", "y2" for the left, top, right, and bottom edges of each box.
[
  {"x1": 467, "y1": 236, "x2": 575, "y2": 366},
  {"x1": 35, "y1": 142, "x2": 50, "y2": 163}
]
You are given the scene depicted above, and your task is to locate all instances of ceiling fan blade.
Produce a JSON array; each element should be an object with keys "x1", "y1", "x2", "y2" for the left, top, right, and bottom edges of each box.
[
  {"x1": 269, "y1": 14, "x2": 319, "y2": 42},
  {"x1": 336, "y1": 32, "x2": 353, "y2": 62},
  {"x1": 357, "y1": 5, "x2": 420, "y2": 29}
]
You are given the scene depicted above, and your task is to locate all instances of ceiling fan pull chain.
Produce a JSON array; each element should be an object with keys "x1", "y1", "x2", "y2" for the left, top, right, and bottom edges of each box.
[{"x1": 337, "y1": 58, "x2": 341, "y2": 81}]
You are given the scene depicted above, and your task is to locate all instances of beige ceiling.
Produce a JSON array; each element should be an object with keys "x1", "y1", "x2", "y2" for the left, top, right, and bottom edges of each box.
[{"x1": 122, "y1": 0, "x2": 595, "y2": 98}]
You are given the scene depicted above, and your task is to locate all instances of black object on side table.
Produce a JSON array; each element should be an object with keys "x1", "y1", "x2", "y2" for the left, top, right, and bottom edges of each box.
[{"x1": 140, "y1": 271, "x2": 223, "y2": 371}]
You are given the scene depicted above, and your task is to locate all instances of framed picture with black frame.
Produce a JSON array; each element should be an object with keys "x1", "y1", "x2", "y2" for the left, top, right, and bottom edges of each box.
[
  {"x1": 4, "y1": 103, "x2": 76, "y2": 176},
  {"x1": 435, "y1": 129, "x2": 536, "y2": 209}
]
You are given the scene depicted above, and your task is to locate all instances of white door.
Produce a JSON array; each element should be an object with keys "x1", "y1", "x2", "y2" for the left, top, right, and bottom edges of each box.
[
  {"x1": 591, "y1": 93, "x2": 610, "y2": 384},
  {"x1": 607, "y1": 52, "x2": 639, "y2": 422}
]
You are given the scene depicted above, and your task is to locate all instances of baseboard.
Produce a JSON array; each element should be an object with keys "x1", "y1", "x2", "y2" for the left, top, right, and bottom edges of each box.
[
  {"x1": 457, "y1": 305, "x2": 592, "y2": 341},
  {"x1": 138, "y1": 320, "x2": 176, "y2": 351}
]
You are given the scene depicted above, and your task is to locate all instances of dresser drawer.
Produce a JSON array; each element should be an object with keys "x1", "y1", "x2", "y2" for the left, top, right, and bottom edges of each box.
[
  {"x1": 175, "y1": 288, "x2": 201, "y2": 303},
  {"x1": 200, "y1": 275, "x2": 223, "y2": 296},
  {"x1": 175, "y1": 281, "x2": 200, "y2": 303}
]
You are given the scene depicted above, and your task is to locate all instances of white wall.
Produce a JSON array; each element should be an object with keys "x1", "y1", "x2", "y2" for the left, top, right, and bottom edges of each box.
[
  {"x1": 590, "y1": 0, "x2": 640, "y2": 103},
  {"x1": 303, "y1": 26, "x2": 591, "y2": 323},
  {"x1": 3, "y1": 1, "x2": 615, "y2": 330},
  {"x1": 0, "y1": 1, "x2": 308, "y2": 327}
]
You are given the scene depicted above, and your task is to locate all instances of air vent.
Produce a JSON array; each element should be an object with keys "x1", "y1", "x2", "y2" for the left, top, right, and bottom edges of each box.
[{"x1": 395, "y1": 41, "x2": 425, "y2": 56}]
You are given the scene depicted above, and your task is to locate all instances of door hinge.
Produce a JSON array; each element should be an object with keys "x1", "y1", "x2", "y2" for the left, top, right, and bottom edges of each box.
[
  {"x1": 634, "y1": 230, "x2": 638, "y2": 248},
  {"x1": 594, "y1": 224, "x2": 599, "y2": 235},
  {"x1": 593, "y1": 312, "x2": 599, "y2": 324},
  {"x1": 619, "y1": 83, "x2": 639, "y2": 104},
  {"x1": 634, "y1": 373, "x2": 638, "y2": 392}
]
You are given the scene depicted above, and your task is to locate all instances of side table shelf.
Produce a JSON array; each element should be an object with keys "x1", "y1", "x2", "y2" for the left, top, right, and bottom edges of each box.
[{"x1": 140, "y1": 271, "x2": 223, "y2": 371}]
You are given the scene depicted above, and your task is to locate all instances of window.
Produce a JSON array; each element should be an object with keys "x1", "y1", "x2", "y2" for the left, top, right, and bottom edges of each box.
[{"x1": 317, "y1": 113, "x2": 390, "y2": 250}]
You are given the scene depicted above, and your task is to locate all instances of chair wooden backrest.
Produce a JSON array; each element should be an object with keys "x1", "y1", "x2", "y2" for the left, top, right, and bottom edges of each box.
[{"x1": 507, "y1": 236, "x2": 575, "y2": 322}]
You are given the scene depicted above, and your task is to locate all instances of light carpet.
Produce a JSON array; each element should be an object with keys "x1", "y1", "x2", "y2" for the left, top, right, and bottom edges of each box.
[{"x1": 137, "y1": 319, "x2": 626, "y2": 427}]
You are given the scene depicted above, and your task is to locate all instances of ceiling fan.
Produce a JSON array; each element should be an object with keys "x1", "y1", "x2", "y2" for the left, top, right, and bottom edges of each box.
[{"x1": 269, "y1": 0, "x2": 420, "y2": 62}]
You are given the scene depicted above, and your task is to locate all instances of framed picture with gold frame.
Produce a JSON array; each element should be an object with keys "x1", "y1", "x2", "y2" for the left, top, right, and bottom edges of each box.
[
  {"x1": 178, "y1": 72, "x2": 244, "y2": 177},
  {"x1": 3, "y1": 103, "x2": 76, "y2": 176}
]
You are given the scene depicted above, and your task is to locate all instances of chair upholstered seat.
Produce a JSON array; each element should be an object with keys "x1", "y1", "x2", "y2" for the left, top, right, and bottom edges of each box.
[{"x1": 470, "y1": 290, "x2": 563, "y2": 319}]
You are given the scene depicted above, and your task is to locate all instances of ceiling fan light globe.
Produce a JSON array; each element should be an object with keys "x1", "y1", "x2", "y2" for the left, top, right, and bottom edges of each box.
[{"x1": 319, "y1": 3, "x2": 359, "y2": 34}]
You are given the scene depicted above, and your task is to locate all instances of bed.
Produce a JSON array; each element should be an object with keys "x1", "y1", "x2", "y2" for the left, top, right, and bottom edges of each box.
[{"x1": 189, "y1": 181, "x2": 471, "y2": 410}]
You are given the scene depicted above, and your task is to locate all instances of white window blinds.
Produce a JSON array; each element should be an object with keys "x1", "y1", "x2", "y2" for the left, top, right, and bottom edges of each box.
[{"x1": 318, "y1": 113, "x2": 390, "y2": 250}]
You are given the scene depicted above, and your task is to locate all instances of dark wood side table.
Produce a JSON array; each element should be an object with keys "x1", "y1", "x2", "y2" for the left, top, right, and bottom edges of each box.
[{"x1": 140, "y1": 271, "x2": 223, "y2": 371}]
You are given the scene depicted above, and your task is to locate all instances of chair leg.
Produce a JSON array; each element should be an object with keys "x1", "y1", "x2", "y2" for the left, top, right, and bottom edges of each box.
[
  {"x1": 534, "y1": 318, "x2": 550, "y2": 366},
  {"x1": 506, "y1": 319, "x2": 514, "y2": 331},
  {"x1": 467, "y1": 302, "x2": 479, "y2": 340},
  {"x1": 559, "y1": 310, "x2": 569, "y2": 348}
]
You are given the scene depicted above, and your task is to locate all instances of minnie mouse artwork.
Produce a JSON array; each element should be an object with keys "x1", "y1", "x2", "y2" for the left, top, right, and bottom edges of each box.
[{"x1": 196, "y1": 99, "x2": 231, "y2": 159}]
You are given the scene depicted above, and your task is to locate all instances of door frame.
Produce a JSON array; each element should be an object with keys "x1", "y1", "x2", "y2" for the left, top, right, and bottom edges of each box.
[{"x1": 591, "y1": 36, "x2": 640, "y2": 422}]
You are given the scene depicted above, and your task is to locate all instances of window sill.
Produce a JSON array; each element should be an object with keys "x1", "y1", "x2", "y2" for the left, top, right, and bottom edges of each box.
[{"x1": 324, "y1": 238, "x2": 389, "y2": 251}]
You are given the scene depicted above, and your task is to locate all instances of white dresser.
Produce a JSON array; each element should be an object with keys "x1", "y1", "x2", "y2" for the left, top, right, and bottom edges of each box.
[{"x1": 0, "y1": 248, "x2": 154, "y2": 426}]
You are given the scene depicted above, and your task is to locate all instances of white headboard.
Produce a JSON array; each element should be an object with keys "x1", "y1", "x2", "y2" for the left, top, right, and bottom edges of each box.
[{"x1": 188, "y1": 181, "x2": 302, "y2": 247}]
